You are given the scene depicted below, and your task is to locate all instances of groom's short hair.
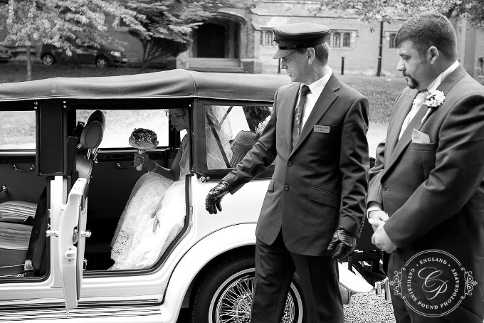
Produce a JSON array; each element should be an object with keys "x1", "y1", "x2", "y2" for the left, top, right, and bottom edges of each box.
[{"x1": 396, "y1": 13, "x2": 457, "y2": 60}]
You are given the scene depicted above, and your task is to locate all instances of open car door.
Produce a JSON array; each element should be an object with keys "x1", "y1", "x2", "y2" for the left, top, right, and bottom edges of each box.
[{"x1": 58, "y1": 177, "x2": 90, "y2": 310}]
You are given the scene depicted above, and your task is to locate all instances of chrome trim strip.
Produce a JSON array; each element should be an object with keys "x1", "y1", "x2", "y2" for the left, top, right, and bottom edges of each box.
[{"x1": 0, "y1": 303, "x2": 162, "y2": 321}]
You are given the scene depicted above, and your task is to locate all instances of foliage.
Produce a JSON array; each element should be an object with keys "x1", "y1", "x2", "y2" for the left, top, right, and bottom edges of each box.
[
  {"x1": 1, "y1": 0, "x2": 145, "y2": 52},
  {"x1": 125, "y1": 0, "x2": 229, "y2": 68},
  {"x1": 0, "y1": 0, "x2": 146, "y2": 80},
  {"x1": 318, "y1": 0, "x2": 484, "y2": 24}
]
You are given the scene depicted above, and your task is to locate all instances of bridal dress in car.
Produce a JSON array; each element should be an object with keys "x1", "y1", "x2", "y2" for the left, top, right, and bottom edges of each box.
[
  {"x1": 109, "y1": 120, "x2": 233, "y2": 270},
  {"x1": 109, "y1": 137, "x2": 190, "y2": 270}
]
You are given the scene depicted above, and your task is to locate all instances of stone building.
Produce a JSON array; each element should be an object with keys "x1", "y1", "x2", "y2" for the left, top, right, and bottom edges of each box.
[
  {"x1": 181, "y1": 0, "x2": 484, "y2": 76},
  {"x1": 1, "y1": 0, "x2": 483, "y2": 76}
]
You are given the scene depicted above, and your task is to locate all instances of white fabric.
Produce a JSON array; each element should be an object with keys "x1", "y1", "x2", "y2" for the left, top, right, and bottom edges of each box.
[
  {"x1": 205, "y1": 106, "x2": 234, "y2": 169},
  {"x1": 398, "y1": 61, "x2": 459, "y2": 139},
  {"x1": 110, "y1": 144, "x2": 190, "y2": 270},
  {"x1": 301, "y1": 66, "x2": 332, "y2": 128},
  {"x1": 109, "y1": 177, "x2": 186, "y2": 270}
]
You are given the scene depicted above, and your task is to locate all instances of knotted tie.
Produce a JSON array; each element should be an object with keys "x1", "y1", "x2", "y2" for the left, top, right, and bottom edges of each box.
[
  {"x1": 292, "y1": 84, "x2": 310, "y2": 148},
  {"x1": 398, "y1": 89, "x2": 428, "y2": 140}
]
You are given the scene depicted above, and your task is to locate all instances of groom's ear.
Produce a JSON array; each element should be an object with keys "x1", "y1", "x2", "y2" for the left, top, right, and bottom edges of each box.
[{"x1": 427, "y1": 46, "x2": 440, "y2": 64}]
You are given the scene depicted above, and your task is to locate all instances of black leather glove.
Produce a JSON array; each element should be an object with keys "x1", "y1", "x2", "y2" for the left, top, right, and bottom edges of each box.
[
  {"x1": 326, "y1": 229, "x2": 357, "y2": 260},
  {"x1": 205, "y1": 181, "x2": 230, "y2": 214}
]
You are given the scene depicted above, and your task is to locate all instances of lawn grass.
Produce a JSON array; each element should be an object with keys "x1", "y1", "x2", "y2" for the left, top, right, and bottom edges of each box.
[
  {"x1": 340, "y1": 74, "x2": 406, "y2": 125},
  {"x1": 0, "y1": 62, "x2": 160, "y2": 83}
]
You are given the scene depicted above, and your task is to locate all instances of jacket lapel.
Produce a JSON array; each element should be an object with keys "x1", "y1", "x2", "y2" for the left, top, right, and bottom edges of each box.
[
  {"x1": 280, "y1": 83, "x2": 300, "y2": 154},
  {"x1": 389, "y1": 103, "x2": 429, "y2": 163},
  {"x1": 289, "y1": 75, "x2": 339, "y2": 157},
  {"x1": 382, "y1": 65, "x2": 467, "y2": 178},
  {"x1": 386, "y1": 89, "x2": 418, "y2": 156}
]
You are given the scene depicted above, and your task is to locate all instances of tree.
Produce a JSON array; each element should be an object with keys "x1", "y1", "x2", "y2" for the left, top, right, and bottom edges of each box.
[
  {"x1": 318, "y1": 0, "x2": 484, "y2": 76},
  {"x1": 319, "y1": 0, "x2": 484, "y2": 24},
  {"x1": 0, "y1": 0, "x2": 145, "y2": 80},
  {"x1": 126, "y1": 0, "x2": 229, "y2": 69}
]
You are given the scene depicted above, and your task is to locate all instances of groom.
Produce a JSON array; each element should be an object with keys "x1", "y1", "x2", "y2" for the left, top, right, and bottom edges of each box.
[{"x1": 368, "y1": 13, "x2": 484, "y2": 322}]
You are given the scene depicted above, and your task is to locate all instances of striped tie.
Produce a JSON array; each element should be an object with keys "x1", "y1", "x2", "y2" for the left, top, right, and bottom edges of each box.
[{"x1": 292, "y1": 84, "x2": 310, "y2": 148}]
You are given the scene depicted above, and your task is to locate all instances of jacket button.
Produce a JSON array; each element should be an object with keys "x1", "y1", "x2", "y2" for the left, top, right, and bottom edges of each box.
[
  {"x1": 287, "y1": 161, "x2": 293, "y2": 167},
  {"x1": 283, "y1": 185, "x2": 289, "y2": 191}
]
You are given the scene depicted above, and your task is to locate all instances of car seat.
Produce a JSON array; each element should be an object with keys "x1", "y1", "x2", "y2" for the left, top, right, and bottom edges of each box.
[{"x1": 0, "y1": 110, "x2": 105, "y2": 278}]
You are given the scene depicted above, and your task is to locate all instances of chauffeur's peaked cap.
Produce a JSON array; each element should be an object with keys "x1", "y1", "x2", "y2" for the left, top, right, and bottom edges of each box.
[{"x1": 273, "y1": 23, "x2": 330, "y2": 59}]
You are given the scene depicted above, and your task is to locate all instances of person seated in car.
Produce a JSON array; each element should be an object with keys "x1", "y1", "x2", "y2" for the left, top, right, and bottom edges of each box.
[{"x1": 109, "y1": 108, "x2": 231, "y2": 270}]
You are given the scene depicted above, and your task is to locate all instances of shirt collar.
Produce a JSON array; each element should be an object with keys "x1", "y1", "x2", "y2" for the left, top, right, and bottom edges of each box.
[
  {"x1": 303, "y1": 66, "x2": 332, "y2": 98},
  {"x1": 427, "y1": 61, "x2": 459, "y2": 92}
]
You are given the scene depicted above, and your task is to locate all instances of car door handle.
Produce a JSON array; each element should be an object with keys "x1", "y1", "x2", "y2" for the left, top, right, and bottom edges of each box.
[
  {"x1": 12, "y1": 163, "x2": 35, "y2": 172},
  {"x1": 115, "y1": 161, "x2": 134, "y2": 170}
]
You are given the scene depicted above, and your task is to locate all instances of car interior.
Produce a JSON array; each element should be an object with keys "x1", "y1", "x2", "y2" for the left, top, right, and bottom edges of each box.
[
  {"x1": 0, "y1": 103, "x2": 274, "y2": 280},
  {"x1": 0, "y1": 109, "x2": 105, "y2": 279}
]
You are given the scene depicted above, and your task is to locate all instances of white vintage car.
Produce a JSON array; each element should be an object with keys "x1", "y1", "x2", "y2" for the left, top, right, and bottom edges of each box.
[{"x1": 0, "y1": 69, "x2": 378, "y2": 323}]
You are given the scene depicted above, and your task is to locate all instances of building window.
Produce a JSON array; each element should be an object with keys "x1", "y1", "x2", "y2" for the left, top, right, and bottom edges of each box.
[
  {"x1": 333, "y1": 32, "x2": 341, "y2": 48},
  {"x1": 389, "y1": 32, "x2": 397, "y2": 48},
  {"x1": 330, "y1": 31, "x2": 352, "y2": 48},
  {"x1": 343, "y1": 32, "x2": 351, "y2": 48},
  {"x1": 260, "y1": 30, "x2": 274, "y2": 47}
]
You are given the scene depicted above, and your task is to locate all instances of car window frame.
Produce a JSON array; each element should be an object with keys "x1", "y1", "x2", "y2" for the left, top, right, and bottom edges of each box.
[{"x1": 192, "y1": 98, "x2": 275, "y2": 180}]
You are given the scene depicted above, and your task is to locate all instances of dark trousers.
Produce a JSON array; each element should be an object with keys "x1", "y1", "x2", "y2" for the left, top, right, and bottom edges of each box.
[{"x1": 251, "y1": 232, "x2": 343, "y2": 323}]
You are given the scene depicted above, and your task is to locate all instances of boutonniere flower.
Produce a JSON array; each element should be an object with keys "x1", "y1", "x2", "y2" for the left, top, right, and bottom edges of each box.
[
  {"x1": 424, "y1": 90, "x2": 445, "y2": 108},
  {"x1": 421, "y1": 90, "x2": 445, "y2": 124}
]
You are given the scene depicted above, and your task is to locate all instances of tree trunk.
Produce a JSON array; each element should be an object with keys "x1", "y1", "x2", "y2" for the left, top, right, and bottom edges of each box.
[{"x1": 26, "y1": 44, "x2": 32, "y2": 81}]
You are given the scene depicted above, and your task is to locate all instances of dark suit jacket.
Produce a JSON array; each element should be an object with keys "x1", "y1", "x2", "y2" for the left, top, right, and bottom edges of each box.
[
  {"x1": 368, "y1": 66, "x2": 484, "y2": 310},
  {"x1": 224, "y1": 74, "x2": 369, "y2": 256}
]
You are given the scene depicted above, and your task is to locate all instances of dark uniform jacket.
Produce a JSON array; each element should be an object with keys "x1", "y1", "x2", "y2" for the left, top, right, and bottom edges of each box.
[
  {"x1": 368, "y1": 66, "x2": 484, "y2": 317},
  {"x1": 224, "y1": 74, "x2": 369, "y2": 256}
]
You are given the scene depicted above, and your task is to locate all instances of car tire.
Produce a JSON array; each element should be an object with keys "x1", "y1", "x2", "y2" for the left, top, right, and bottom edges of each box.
[
  {"x1": 191, "y1": 255, "x2": 306, "y2": 323},
  {"x1": 41, "y1": 54, "x2": 55, "y2": 66},
  {"x1": 95, "y1": 56, "x2": 108, "y2": 68}
]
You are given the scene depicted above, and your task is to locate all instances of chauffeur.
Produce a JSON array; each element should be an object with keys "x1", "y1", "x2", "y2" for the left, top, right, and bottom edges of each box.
[{"x1": 206, "y1": 23, "x2": 369, "y2": 323}]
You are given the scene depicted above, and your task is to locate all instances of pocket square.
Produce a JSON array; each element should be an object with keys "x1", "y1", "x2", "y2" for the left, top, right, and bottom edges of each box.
[
  {"x1": 411, "y1": 129, "x2": 431, "y2": 144},
  {"x1": 314, "y1": 125, "x2": 330, "y2": 133}
]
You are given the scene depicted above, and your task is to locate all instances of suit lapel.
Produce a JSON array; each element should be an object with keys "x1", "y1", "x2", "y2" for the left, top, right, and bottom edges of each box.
[
  {"x1": 389, "y1": 103, "x2": 429, "y2": 164},
  {"x1": 419, "y1": 65, "x2": 466, "y2": 128},
  {"x1": 289, "y1": 75, "x2": 339, "y2": 157},
  {"x1": 386, "y1": 89, "x2": 418, "y2": 156},
  {"x1": 382, "y1": 65, "x2": 467, "y2": 178},
  {"x1": 280, "y1": 83, "x2": 300, "y2": 154}
]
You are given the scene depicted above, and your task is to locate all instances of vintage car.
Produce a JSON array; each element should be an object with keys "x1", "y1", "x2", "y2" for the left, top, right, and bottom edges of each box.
[{"x1": 0, "y1": 69, "x2": 382, "y2": 323}]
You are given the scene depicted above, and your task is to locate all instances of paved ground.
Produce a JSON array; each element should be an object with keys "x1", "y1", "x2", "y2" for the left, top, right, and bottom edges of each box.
[{"x1": 175, "y1": 292, "x2": 396, "y2": 323}]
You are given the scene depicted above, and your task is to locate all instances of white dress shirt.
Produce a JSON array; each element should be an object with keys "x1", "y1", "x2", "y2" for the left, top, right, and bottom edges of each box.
[
  {"x1": 299, "y1": 66, "x2": 333, "y2": 128},
  {"x1": 398, "y1": 61, "x2": 459, "y2": 139}
]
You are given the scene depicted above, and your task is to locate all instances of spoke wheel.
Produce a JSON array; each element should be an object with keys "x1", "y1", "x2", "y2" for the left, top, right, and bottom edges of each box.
[
  {"x1": 191, "y1": 256, "x2": 305, "y2": 323},
  {"x1": 41, "y1": 54, "x2": 55, "y2": 66},
  {"x1": 95, "y1": 56, "x2": 107, "y2": 68},
  {"x1": 212, "y1": 268, "x2": 300, "y2": 323}
]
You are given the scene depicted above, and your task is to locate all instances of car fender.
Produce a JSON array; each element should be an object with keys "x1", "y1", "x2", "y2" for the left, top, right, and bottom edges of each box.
[{"x1": 159, "y1": 223, "x2": 256, "y2": 322}]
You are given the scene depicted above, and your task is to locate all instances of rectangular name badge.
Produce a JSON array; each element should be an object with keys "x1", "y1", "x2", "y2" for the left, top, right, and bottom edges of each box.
[{"x1": 313, "y1": 125, "x2": 331, "y2": 133}]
